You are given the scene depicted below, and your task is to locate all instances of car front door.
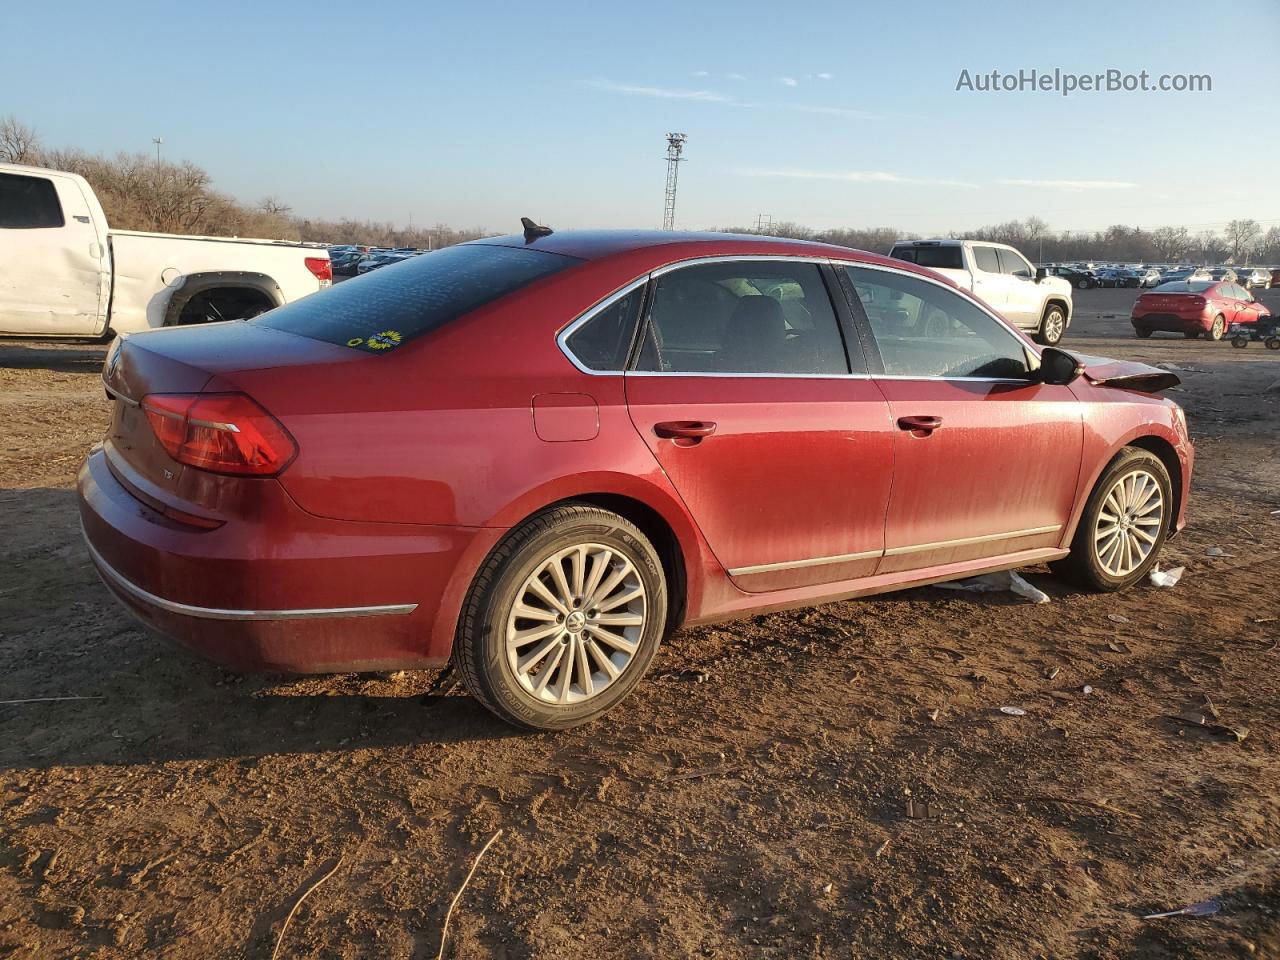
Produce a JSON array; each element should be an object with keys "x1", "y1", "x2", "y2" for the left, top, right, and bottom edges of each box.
[
  {"x1": 969, "y1": 244, "x2": 1010, "y2": 317},
  {"x1": 623, "y1": 258, "x2": 895, "y2": 593},
  {"x1": 0, "y1": 170, "x2": 109, "y2": 336},
  {"x1": 995, "y1": 246, "x2": 1040, "y2": 329},
  {"x1": 837, "y1": 263, "x2": 1084, "y2": 575}
]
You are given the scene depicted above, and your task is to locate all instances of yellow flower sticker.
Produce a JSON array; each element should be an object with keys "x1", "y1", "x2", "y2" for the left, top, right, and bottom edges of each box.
[
  {"x1": 365, "y1": 330, "x2": 403, "y2": 351},
  {"x1": 346, "y1": 337, "x2": 364, "y2": 347}
]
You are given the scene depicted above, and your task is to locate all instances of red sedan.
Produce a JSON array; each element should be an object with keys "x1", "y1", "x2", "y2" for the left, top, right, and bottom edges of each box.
[
  {"x1": 79, "y1": 229, "x2": 1193, "y2": 729},
  {"x1": 1131, "y1": 280, "x2": 1271, "y2": 340}
]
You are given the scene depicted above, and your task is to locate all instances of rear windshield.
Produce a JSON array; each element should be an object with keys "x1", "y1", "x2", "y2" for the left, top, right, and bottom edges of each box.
[
  {"x1": 1152, "y1": 281, "x2": 1213, "y2": 293},
  {"x1": 889, "y1": 245, "x2": 964, "y2": 270},
  {"x1": 256, "y1": 243, "x2": 580, "y2": 353}
]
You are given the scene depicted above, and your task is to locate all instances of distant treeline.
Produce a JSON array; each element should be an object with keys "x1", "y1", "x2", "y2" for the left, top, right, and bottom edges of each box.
[{"x1": 3, "y1": 116, "x2": 1274, "y2": 263}]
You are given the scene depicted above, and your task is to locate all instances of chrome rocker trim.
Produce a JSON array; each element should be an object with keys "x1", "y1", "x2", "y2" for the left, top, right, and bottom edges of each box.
[{"x1": 83, "y1": 533, "x2": 418, "y2": 622}]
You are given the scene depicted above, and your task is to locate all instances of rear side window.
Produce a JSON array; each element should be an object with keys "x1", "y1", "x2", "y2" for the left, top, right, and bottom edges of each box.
[
  {"x1": 564, "y1": 284, "x2": 645, "y2": 371},
  {"x1": 972, "y1": 246, "x2": 1001, "y2": 273},
  {"x1": 0, "y1": 173, "x2": 65, "y2": 229},
  {"x1": 256, "y1": 243, "x2": 579, "y2": 353},
  {"x1": 634, "y1": 261, "x2": 851, "y2": 375},
  {"x1": 890, "y1": 246, "x2": 963, "y2": 270}
]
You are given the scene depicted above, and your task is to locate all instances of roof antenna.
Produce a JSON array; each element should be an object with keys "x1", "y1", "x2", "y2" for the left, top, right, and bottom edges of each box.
[{"x1": 521, "y1": 217, "x2": 553, "y2": 242}]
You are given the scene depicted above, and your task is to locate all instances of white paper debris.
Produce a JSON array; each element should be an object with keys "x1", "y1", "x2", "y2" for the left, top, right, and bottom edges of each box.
[
  {"x1": 936, "y1": 570, "x2": 1051, "y2": 604},
  {"x1": 1148, "y1": 565, "x2": 1185, "y2": 588}
]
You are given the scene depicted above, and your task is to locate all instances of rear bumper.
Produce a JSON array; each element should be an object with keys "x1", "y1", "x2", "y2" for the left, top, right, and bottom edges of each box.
[
  {"x1": 78, "y1": 445, "x2": 492, "y2": 673},
  {"x1": 1131, "y1": 311, "x2": 1212, "y2": 334}
]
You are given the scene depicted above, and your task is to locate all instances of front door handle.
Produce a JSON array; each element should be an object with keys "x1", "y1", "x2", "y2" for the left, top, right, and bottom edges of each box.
[
  {"x1": 654, "y1": 420, "x2": 717, "y2": 441},
  {"x1": 897, "y1": 415, "x2": 942, "y2": 434}
]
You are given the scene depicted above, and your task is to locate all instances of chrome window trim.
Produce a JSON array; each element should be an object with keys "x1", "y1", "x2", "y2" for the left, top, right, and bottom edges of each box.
[
  {"x1": 555, "y1": 276, "x2": 649, "y2": 376},
  {"x1": 553, "y1": 253, "x2": 1045, "y2": 383},
  {"x1": 727, "y1": 524, "x2": 1063, "y2": 575},
  {"x1": 84, "y1": 532, "x2": 418, "y2": 621}
]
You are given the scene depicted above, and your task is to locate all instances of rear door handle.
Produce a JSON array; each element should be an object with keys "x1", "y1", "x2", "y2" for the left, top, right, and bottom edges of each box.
[
  {"x1": 897, "y1": 415, "x2": 942, "y2": 434},
  {"x1": 654, "y1": 420, "x2": 717, "y2": 440}
]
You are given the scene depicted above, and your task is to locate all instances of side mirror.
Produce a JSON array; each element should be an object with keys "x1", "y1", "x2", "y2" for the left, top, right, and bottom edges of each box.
[
  {"x1": 1038, "y1": 347, "x2": 1082, "y2": 386},
  {"x1": 1035, "y1": 266, "x2": 1048, "y2": 282}
]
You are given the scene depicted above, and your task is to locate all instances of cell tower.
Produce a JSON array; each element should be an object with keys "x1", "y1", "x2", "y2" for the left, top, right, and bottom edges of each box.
[{"x1": 662, "y1": 133, "x2": 687, "y2": 231}]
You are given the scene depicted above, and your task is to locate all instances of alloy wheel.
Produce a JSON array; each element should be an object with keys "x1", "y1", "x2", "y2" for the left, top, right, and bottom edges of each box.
[
  {"x1": 505, "y1": 543, "x2": 647, "y2": 705},
  {"x1": 1042, "y1": 308, "x2": 1065, "y2": 344},
  {"x1": 1092, "y1": 469, "x2": 1164, "y2": 578}
]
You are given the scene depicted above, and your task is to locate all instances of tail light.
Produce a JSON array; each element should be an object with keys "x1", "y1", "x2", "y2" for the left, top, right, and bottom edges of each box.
[
  {"x1": 304, "y1": 256, "x2": 333, "y2": 287},
  {"x1": 1189, "y1": 296, "x2": 1206, "y2": 308},
  {"x1": 141, "y1": 393, "x2": 297, "y2": 476}
]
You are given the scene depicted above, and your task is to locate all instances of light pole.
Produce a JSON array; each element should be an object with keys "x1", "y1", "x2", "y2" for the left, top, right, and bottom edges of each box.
[{"x1": 152, "y1": 137, "x2": 164, "y2": 164}]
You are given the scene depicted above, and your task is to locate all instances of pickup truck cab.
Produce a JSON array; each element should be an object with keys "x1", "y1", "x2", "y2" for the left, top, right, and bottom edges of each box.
[
  {"x1": 888, "y1": 239, "x2": 1072, "y2": 345},
  {"x1": 0, "y1": 162, "x2": 331, "y2": 338}
]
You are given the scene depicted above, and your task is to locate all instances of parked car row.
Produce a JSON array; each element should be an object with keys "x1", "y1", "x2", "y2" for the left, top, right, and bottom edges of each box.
[
  {"x1": 1043, "y1": 262, "x2": 1277, "y2": 291},
  {"x1": 329, "y1": 245, "x2": 429, "y2": 276}
]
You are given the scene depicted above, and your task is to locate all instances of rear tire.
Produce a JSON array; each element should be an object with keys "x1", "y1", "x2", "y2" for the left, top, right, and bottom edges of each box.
[
  {"x1": 1050, "y1": 448, "x2": 1172, "y2": 592},
  {"x1": 1208, "y1": 315, "x2": 1226, "y2": 341},
  {"x1": 454, "y1": 504, "x2": 668, "y2": 730},
  {"x1": 1134, "y1": 328, "x2": 1153, "y2": 339}
]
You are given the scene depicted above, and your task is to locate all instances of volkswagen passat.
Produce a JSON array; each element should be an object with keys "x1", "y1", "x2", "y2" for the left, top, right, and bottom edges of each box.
[{"x1": 80, "y1": 228, "x2": 1193, "y2": 729}]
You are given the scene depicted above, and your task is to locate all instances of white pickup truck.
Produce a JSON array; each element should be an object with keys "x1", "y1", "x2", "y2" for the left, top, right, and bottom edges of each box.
[
  {"x1": 888, "y1": 238, "x2": 1072, "y2": 345},
  {"x1": 0, "y1": 162, "x2": 331, "y2": 338}
]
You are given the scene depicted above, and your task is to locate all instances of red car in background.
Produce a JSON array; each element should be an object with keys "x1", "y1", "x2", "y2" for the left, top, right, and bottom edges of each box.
[
  {"x1": 79, "y1": 229, "x2": 1193, "y2": 730},
  {"x1": 1131, "y1": 280, "x2": 1271, "y2": 340}
]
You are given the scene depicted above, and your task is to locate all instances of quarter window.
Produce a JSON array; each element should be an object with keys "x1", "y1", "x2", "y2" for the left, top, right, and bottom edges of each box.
[
  {"x1": 634, "y1": 261, "x2": 851, "y2": 375},
  {"x1": 564, "y1": 285, "x2": 645, "y2": 371},
  {"x1": 0, "y1": 173, "x2": 65, "y2": 229},
  {"x1": 972, "y1": 246, "x2": 1001, "y2": 273},
  {"x1": 841, "y1": 266, "x2": 1031, "y2": 379}
]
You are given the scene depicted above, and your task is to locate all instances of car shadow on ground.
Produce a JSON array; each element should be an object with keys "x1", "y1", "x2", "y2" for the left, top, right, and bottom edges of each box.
[
  {"x1": 0, "y1": 341, "x2": 109, "y2": 373},
  {"x1": 0, "y1": 488, "x2": 523, "y2": 774}
]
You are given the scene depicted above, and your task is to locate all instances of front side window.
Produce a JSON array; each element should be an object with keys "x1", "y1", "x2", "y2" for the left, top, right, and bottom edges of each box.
[
  {"x1": 634, "y1": 261, "x2": 850, "y2": 375},
  {"x1": 972, "y1": 245, "x2": 1001, "y2": 273},
  {"x1": 0, "y1": 173, "x2": 65, "y2": 229},
  {"x1": 842, "y1": 266, "x2": 1031, "y2": 379},
  {"x1": 996, "y1": 248, "x2": 1034, "y2": 278},
  {"x1": 256, "y1": 242, "x2": 580, "y2": 353},
  {"x1": 564, "y1": 284, "x2": 645, "y2": 371}
]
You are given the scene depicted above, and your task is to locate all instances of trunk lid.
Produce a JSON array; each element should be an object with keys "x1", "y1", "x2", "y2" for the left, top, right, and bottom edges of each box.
[{"x1": 102, "y1": 321, "x2": 355, "y2": 505}]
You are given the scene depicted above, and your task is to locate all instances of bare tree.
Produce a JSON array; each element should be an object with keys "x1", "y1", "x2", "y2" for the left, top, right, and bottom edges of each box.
[
  {"x1": 0, "y1": 115, "x2": 40, "y2": 164},
  {"x1": 1224, "y1": 219, "x2": 1261, "y2": 264},
  {"x1": 1151, "y1": 225, "x2": 1191, "y2": 261}
]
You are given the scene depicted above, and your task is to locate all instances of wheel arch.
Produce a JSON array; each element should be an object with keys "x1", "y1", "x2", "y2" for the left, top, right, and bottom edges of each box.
[
  {"x1": 1043, "y1": 296, "x2": 1072, "y2": 324},
  {"x1": 1126, "y1": 434, "x2": 1184, "y2": 529},
  {"x1": 162, "y1": 271, "x2": 284, "y2": 326}
]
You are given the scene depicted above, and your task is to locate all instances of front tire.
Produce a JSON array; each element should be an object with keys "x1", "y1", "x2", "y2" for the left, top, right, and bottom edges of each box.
[
  {"x1": 1050, "y1": 448, "x2": 1172, "y2": 592},
  {"x1": 454, "y1": 505, "x2": 668, "y2": 730},
  {"x1": 1035, "y1": 304, "x2": 1067, "y2": 346}
]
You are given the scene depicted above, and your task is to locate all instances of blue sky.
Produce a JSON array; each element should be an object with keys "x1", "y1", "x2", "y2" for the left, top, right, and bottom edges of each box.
[{"x1": 5, "y1": 0, "x2": 1279, "y2": 235}]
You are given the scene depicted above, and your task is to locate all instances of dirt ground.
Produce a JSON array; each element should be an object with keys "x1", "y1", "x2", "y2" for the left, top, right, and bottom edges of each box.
[{"x1": 1, "y1": 287, "x2": 1278, "y2": 959}]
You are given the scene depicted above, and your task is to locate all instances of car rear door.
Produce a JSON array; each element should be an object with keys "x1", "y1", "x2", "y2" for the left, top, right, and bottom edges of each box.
[
  {"x1": 837, "y1": 263, "x2": 1084, "y2": 575},
  {"x1": 623, "y1": 257, "x2": 895, "y2": 593}
]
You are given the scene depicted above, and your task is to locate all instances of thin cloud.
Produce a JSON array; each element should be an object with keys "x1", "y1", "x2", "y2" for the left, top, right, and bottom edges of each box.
[
  {"x1": 1000, "y1": 178, "x2": 1138, "y2": 191},
  {"x1": 816, "y1": 72, "x2": 833, "y2": 80},
  {"x1": 693, "y1": 70, "x2": 710, "y2": 77},
  {"x1": 727, "y1": 72, "x2": 748, "y2": 81},
  {"x1": 734, "y1": 168, "x2": 978, "y2": 189},
  {"x1": 591, "y1": 79, "x2": 730, "y2": 102},
  {"x1": 791, "y1": 103, "x2": 879, "y2": 120},
  {"x1": 779, "y1": 77, "x2": 799, "y2": 87}
]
